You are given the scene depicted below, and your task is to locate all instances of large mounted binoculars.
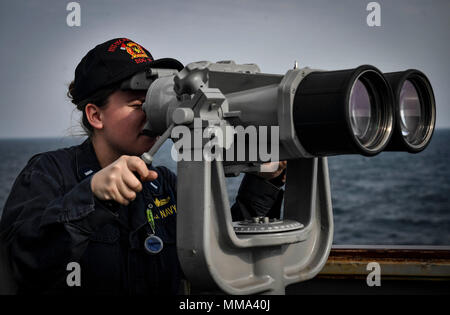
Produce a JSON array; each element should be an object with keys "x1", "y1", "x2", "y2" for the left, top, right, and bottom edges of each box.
[{"x1": 123, "y1": 61, "x2": 436, "y2": 294}]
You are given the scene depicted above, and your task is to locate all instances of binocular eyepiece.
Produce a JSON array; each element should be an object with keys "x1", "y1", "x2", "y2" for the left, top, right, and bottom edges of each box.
[{"x1": 293, "y1": 65, "x2": 436, "y2": 156}]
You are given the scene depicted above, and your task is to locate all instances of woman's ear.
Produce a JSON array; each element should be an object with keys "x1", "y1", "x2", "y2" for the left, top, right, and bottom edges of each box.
[{"x1": 85, "y1": 103, "x2": 103, "y2": 130}]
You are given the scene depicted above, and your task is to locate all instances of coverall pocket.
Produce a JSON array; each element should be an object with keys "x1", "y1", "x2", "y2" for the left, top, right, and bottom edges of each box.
[{"x1": 82, "y1": 224, "x2": 122, "y2": 294}]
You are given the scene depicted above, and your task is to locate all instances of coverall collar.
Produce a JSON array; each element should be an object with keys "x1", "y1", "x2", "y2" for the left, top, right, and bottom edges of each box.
[{"x1": 75, "y1": 138, "x2": 102, "y2": 181}]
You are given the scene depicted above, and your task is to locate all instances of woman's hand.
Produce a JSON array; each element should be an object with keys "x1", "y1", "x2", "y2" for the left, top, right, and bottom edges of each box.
[{"x1": 91, "y1": 155, "x2": 158, "y2": 205}]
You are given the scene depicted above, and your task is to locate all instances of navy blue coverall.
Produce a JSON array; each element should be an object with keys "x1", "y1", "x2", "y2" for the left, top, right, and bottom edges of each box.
[{"x1": 0, "y1": 139, "x2": 283, "y2": 294}]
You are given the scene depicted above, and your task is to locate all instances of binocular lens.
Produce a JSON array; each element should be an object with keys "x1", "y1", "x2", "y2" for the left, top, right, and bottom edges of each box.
[
  {"x1": 350, "y1": 79, "x2": 372, "y2": 142},
  {"x1": 399, "y1": 80, "x2": 421, "y2": 142},
  {"x1": 293, "y1": 65, "x2": 394, "y2": 156},
  {"x1": 384, "y1": 69, "x2": 436, "y2": 153}
]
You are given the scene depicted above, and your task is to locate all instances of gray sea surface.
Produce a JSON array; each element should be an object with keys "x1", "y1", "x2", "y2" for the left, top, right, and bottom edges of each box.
[{"x1": 1, "y1": 130, "x2": 449, "y2": 245}]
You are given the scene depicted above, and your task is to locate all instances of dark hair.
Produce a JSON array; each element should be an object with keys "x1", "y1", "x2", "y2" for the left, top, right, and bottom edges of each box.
[{"x1": 67, "y1": 81, "x2": 121, "y2": 137}]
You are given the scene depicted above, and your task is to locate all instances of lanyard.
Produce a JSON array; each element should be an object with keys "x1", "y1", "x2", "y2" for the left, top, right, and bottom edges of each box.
[
  {"x1": 144, "y1": 204, "x2": 163, "y2": 255},
  {"x1": 143, "y1": 182, "x2": 164, "y2": 255},
  {"x1": 146, "y1": 206, "x2": 156, "y2": 234}
]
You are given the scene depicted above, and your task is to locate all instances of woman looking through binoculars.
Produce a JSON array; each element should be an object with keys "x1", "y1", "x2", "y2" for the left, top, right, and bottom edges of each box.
[{"x1": 0, "y1": 38, "x2": 286, "y2": 294}]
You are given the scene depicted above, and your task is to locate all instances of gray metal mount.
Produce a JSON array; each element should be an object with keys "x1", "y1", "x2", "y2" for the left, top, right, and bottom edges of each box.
[
  {"x1": 177, "y1": 157, "x2": 333, "y2": 294},
  {"x1": 138, "y1": 61, "x2": 334, "y2": 294}
]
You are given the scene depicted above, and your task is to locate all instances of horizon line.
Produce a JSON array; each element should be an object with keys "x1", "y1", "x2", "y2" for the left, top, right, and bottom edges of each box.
[{"x1": 1, "y1": 128, "x2": 450, "y2": 140}]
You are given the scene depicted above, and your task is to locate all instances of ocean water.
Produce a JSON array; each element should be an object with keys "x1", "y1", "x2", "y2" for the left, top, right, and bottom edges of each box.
[{"x1": 1, "y1": 131, "x2": 449, "y2": 245}]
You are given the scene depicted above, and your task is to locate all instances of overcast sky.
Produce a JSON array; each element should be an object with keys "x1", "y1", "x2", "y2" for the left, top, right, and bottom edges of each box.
[{"x1": 0, "y1": 0, "x2": 449, "y2": 138}]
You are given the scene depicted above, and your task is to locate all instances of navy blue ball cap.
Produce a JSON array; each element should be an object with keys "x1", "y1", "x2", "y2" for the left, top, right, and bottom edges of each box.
[{"x1": 71, "y1": 38, "x2": 184, "y2": 103}]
